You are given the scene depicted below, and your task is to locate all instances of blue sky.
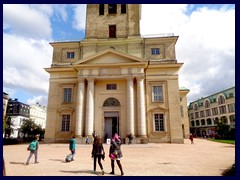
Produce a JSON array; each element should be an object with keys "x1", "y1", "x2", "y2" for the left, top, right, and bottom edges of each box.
[{"x1": 3, "y1": 4, "x2": 235, "y2": 106}]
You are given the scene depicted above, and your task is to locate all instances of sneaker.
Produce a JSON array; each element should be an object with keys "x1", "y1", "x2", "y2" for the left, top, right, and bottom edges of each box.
[
  {"x1": 121, "y1": 172, "x2": 124, "y2": 176},
  {"x1": 34, "y1": 162, "x2": 39, "y2": 164},
  {"x1": 110, "y1": 171, "x2": 114, "y2": 174},
  {"x1": 102, "y1": 170, "x2": 104, "y2": 175},
  {"x1": 26, "y1": 163, "x2": 29, "y2": 165}
]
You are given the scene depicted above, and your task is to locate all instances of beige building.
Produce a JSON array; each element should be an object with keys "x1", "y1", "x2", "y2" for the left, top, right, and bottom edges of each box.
[
  {"x1": 188, "y1": 86, "x2": 235, "y2": 137},
  {"x1": 44, "y1": 4, "x2": 189, "y2": 143}
]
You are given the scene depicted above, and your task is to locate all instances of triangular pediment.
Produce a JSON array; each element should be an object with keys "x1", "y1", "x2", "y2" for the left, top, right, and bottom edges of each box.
[
  {"x1": 148, "y1": 106, "x2": 169, "y2": 112},
  {"x1": 73, "y1": 49, "x2": 145, "y2": 65}
]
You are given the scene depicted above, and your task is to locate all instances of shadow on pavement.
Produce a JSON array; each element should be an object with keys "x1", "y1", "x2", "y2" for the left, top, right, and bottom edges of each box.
[
  {"x1": 49, "y1": 159, "x2": 65, "y2": 163},
  {"x1": 10, "y1": 162, "x2": 26, "y2": 165}
]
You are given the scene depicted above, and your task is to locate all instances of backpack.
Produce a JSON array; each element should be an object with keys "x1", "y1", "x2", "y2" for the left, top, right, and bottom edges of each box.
[{"x1": 27, "y1": 141, "x2": 37, "y2": 151}]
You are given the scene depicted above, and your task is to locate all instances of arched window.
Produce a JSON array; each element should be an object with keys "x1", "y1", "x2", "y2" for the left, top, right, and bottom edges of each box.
[
  {"x1": 205, "y1": 100, "x2": 210, "y2": 108},
  {"x1": 103, "y1": 97, "x2": 120, "y2": 107},
  {"x1": 218, "y1": 95, "x2": 225, "y2": 105},
  {"x1": 194, "y1": 104, "x2": 198, "y2": 111}
]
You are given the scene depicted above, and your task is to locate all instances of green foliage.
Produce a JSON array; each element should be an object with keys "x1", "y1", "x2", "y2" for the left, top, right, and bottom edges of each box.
[
  {"x1": 20, "y1": 118, "x2": 45, "y2": 140},
  {"x1": 4, "y1": 116, "x2": 14, "y2": 137},
  {"x1": 215, "y1": 117, "x2": 235, "y2": 140},
  {"x1": 209, "y1": 139, "x2": 235, "y2": 145},
  {"x1": 222, "y1": 163, "x2": 235, "y2": 176}
]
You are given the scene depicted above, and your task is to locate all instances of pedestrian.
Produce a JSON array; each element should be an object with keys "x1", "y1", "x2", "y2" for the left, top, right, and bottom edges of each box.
[
  {"x1": 91, "y1": 135, "x2": 105, "y2": 175},
  {"x1": 86, "y1": 136, "x2": 89, "y2": 144},
  {"x1": 26, "y1": 135, "x2": 39, "y2": 165},
  {"x1": 69, "y1": 136, "x2": 76, "y2": 161},
  {"x1": 3, "y1": 158, "x2": 6, "y2": 176},
  {"x1": 109, "y1": 133, "x2": 124, "y2": 176},
  {"x1": 92, "y1": 131, "x2": 97, "y2": 138},
  {"x1": 189, "y1": 133, "x2": 194, "y2": 144},
  {"x1": 104, "y1": 132, "x2": 108, "y2": 143},
  {"x1": 128, "y1": 133, "x2": 133, "y2": 145}
]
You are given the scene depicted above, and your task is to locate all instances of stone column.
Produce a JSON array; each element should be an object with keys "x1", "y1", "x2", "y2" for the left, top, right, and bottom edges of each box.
[
  {"x1": 137, "y1": 77, "x2": 147, "y2": 137},
  {"x1": 126, "y1": 77, "x2": 134, "y2": 135},
  {"x1": 86, "y1": 78, "x2": 95, "y2": 136},
  {"x1": 227, "y1": 116, "x2": 231, "y2": 125},
  {"x1": 75, "y1": 78, "x2": 85, "y2": 137}
]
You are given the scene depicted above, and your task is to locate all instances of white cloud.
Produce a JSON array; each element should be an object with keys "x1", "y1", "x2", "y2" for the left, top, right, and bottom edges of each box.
[
  {"x1": 3, "y1": 4, "x2": 52, "y2": 39},
  {"x1": 141, "y1": 4, "x2": 235, "y2": 103},
  {"x1": 27, "y1": 95, "x2": 48, "y2": 106},
  {"x1": 3, "y1": 33, "x2": 52, "y2": 95},
  {"x1": 72, "y1": 4, "x2": 86, "y2": 31}
]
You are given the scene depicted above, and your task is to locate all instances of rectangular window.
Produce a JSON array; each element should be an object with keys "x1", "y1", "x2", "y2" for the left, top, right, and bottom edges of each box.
[
  {"x1": 121, "y1": 4, "x2": 126, "y2": 14},
  {"x1": 151, "y1": 48, "x2": 160, "y2": 55},
  {"x1": 228, "y1": 103, "x2": 235, "y2": 112},
  {"x1": 67, "y1": 52, "x2": 74, "y2": 59},
  {"x1": 152, "y1": 86, "x2": 163, "y2": 101},
  {"x1": 106, "y1": 84, "x2": 117, "y2": 90},
  {"x1": 63, "y1": 88, "x2": 72, "y2": 103},
  {"x1": 154, "y1": 114, "x2": 164, "y2": 131},
  {"x1": 212, "y1": 107, "x2": 218, "y2": 115},
  {"x1": 205, "y1": 109, "x2": 211, "y2": 117},
  {"x1": 109, "y1": 25, "x2": 116, "y2": 38},
  {"x1": 99, "y1": 4, "x2": 104, "y2": 15},
  {"x1": 195, "y1": 112, "x2": 199, "y2": 118},
  {"x1": 200, "y1": 110, "x2": 205, "y2": 117},
  {"x1": 108, "y1": 4, "x2": 117, "y2": 14},
  {"x1": 62, "y1": 114, "x2": 70, "y2": 131},
  {"x1": 219, "y1": 105, "x2": 226, "y2": 114}
]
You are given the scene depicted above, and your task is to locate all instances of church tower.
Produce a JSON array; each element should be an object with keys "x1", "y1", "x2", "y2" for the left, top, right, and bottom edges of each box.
[{"x1": 85, "y1": 4, "x2": 141, "y2": 39}]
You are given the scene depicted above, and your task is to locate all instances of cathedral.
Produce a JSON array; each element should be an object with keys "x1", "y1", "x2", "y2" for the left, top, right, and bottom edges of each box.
[{"x1": 44, "y1": 4, "x2": 190, "y2": 144}]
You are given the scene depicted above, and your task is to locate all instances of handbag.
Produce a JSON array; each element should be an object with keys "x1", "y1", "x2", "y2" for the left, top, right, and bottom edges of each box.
[
  {"x1": 109, "y1": 153, "x2": 116, "y2": 160},
  {"x1": 27, "y1": 145, "x2": 31, "y2": 151}
]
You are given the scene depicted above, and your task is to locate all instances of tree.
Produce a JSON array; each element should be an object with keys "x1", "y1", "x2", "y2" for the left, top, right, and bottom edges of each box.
[
  {"x1": 20, "y1": 119, "x2": 45, "y2": 141},
  {"x1": 216, "y1": 120, "x2": 230, "y2": 139},
  {"x1": 4, "y1": 116, "x2": 14, "y2": 137}
]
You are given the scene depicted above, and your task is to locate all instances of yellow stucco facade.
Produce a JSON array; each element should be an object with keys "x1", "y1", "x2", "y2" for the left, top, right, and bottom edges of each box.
[{"x1": 44, "y1": 4, "x2": 190, "y2": 144}]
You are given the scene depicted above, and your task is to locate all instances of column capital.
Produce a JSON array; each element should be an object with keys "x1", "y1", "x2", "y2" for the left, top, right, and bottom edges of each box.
[
  {"x1": 86, "y1": 77, "x2": 95, "y2": 82},
  {"x1": 126, "y1": 76, "x2": 135, "y2": 81},
  {"x1": 78, "y1": 78, "x2": 85, "y2": 83},
  {"x1": 136, "y1": 76, "x2": 144, "y2": 81}
]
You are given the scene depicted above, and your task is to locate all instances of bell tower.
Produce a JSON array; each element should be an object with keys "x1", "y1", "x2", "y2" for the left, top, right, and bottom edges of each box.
[{"x1": 85, "y1": 4, "x2": 141, "y2": 39}]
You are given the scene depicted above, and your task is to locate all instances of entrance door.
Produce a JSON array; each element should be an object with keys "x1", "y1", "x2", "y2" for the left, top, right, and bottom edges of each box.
[{"x1": 104, "y1": 112, "x2": 119, "y2": 139}]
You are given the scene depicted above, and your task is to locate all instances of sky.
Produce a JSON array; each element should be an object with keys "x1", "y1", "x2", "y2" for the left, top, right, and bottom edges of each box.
[{"x1": 3, "y1": 4, "x2": 235, "y2": 106}]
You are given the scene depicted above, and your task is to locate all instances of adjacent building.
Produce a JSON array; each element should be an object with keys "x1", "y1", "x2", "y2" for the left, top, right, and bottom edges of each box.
[
  {"x1": 188, "y1": 86, "x2": 235, "y2": 137},
  {"x1": 44, "y1": 4, "x2": 190, "y2": 143},
  {"x1": 30, "y1": 103, "x2": 47, "y2": 129},
  {"x1": 6, "y1": 98, "x2": 30, "y2": 138}
]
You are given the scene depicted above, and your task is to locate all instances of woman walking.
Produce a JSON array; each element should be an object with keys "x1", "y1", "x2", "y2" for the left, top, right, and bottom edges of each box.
[
  {"x1": 91, "y1": 135, "x2": 105, "y2": 175},
  {"x1": 109, "y1": 133, "x2": 124, "y2": 176}
]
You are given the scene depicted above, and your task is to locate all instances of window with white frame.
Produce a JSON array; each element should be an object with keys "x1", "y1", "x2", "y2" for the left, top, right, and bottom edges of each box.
[
  {"x1": 154, "y1": 113, "x2": 164, "y2": 131},
  {"x1": 205, "y1": 109, "x2": 211, "y2": 117},
  {"x1": 228, "y1": 103, "x2": 235, "y2": 113},
  {"x1": 63, "y1": 88, "x2": 72, "y2": 103},
  {"x1": 219, "y1": 105, "x2": 227, "y2": 114},
  {"x1": 61, "y1": 114, "x2": 70, "y2": 131},
  {"x1": 151, "y1": 48, "x2": 160, "y2": 55},
  {"x1": 212, "y1": 107, "x2": 218, "y2": 115},
  {"x1": 152, "y1": 86, "x2": 163, "y2": 102},
  {"x1": 218, "y1": 95, "x2": 225, "y2": 105}
]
